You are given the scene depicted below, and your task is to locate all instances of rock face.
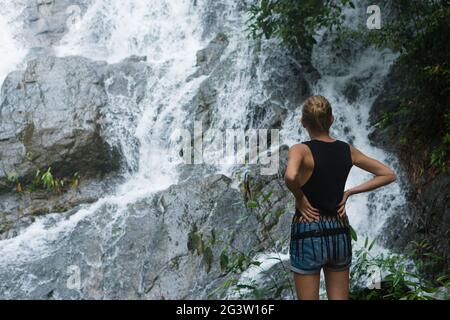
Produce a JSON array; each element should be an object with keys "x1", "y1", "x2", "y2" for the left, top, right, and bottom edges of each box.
[
  {"x1": 0, "y1": 54, "x2": 152, "y2": 238},
  {"x1": 0, "y1": 142, "x2": 293, "y2": 299},
  {"x1": 0, "y1": 54, "x2": 152, "y2": 190},
  {"x1": 192, "y1": 32, "x2": 230, "y2": 78},
  {"x1": 0, "y1": 1, "x2": 314, "y2": 299},
  {"x1": 184, "y1": 32, "x2": 314, "y2": 139},
  {"x1": 236, "y1": 145, "x2": 292, "y2": 248},
  {"x1": 0, "y1": 55, "x2": 118, "y2": 192},
  {"x1": 0, "y1": 174, "x2": 260, "y2": 299},
  {"x1": 0, "y1": 175, "x2": 120, "y2": 240},
  {"x1": 368, "y1": 64, "x2": 407, "y2": 153},
  {"x1": 22, "y1": 0, "x2": 93, "y2": 47},
  {"x1": 369, "y1": 64, "x2": 450, "y2": 272},
  {"x1": 380, "y1": 174, "x2": 450, "y2": 271}
]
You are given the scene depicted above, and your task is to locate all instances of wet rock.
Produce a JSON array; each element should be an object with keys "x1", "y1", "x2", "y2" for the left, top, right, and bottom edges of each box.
[
  {"x1": 368, "y1": 63, "x2": 406, "y2": 151},
  {"x1": 193, "y1": 32, "x2": 229, "y2": 78},
  {"x1": 194, "y1": 0, "x2": 247, "y2": 40},
  {"x1": 185, "y1": 32, "x2": 314, "y2": 138},
  {"x1": 343, "y1": 81, "x2": 361, "y2": 104},
  {"x1": 0, "y1": 54, "x2": 152, "y2": 192},
  {"x1": 183, "y1": 32, "x2": 230, "y2": 132},
  {"x1": 369, "y1": 63, "x2": 450, "y2": 273},
  {"x1": 0, "y1": 174, "x2": 260, "y2": 299},
  {"x1": 233, "y1": 144, "x2": 292, "y2": 248},
  {"x1": 380, "y1": 174, "x2": 450, "y2": 272},
  {"x1": 25, "y1": 46, "x2": 56, "y2": 61},
  {"x1": 22, "y1": 0, "x2": 93, "y2": 47},
  {"x1": 105, "y1": 55, "x2": 150, "y2": 104},
  {"x1": 0, "y1": 55, "x2": 118, "y2": 192},
  {"x1": 0, "y1": 174, "x2": 120, "y2": 240},
  {"x1": 0, "y1": 54, "x2": 152, "y2": 236}
]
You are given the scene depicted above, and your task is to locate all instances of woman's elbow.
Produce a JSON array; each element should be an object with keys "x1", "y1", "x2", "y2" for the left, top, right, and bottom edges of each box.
[{"x1": 284, "y1": 172, "x2": 297, "y2": 184}]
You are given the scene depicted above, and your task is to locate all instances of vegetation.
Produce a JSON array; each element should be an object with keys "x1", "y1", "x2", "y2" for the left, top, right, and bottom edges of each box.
[
  {"x1": 208, "y1": 191, "x2": 294, "y2": 299},
  {"x1": 350, "y1": 238, "x2": 450, "y2": 300},
  {"x1": 6, "y1": 167, "x2": 80, "y2": 194},
  {"x1": 185, "y1": 190, "x2": 292, "y2": 299},
  {"x1": 247, "y1": 0, "x2": 355, "y2": 54},
  {"x1": 247, "y1": 0, "x2": 450, "y2": 174},
  {"x1": 207, "y1": 195, "x2": 449, "y2": 299},
  {"x1": 185, "y1": 188, "x2": 450, "y2": 299},
  {"x1": 363, "y1": 1, "x2": 450, "y2": 175}
]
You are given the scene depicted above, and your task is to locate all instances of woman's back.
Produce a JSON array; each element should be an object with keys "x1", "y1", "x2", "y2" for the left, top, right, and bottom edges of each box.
[
  {"x1": 284, "y1": 95, "x2": 397, "y2": 299},
  {"x1": 300, "y1": 139, "x2": 353, "y2": 216}
]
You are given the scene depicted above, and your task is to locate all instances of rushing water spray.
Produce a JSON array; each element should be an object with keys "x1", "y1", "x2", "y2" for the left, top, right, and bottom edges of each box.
[
  {"x1": 0, "y1": 0, "x2": 405, "y2": 299},
  {"x1": 0, "y1": 1, "x2": 27, "y2": 83},
  {"x1": 0, "y1": 0, "x2": 208, "y2": 284},
  {"x1": 231, "y1": 4, "x2": 405, "y2": 297}
]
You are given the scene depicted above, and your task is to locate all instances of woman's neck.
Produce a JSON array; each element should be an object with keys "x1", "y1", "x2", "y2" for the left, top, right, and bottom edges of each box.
[{"x1": 309, "y1": 131, "x2": 334, "y2": 142}]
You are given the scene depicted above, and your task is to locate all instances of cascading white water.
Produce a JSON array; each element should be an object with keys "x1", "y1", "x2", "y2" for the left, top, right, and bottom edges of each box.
[
  {"x1": 0, "y1": 0, "x2": 208, "y2": 272},
  {"x1": 0, "y1": 0, "x2": 27, "y2": 84},
  {"x1": 0, "y1": 0, "x2": 406, "y2": 298},
  {"x1": 229, "y1": 4, "x2": 405, "y2": 297}
]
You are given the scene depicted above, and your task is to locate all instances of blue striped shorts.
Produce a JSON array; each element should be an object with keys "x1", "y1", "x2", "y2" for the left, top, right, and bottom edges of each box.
[{"x1": 289, "y1": 211, "x2": 352, "y2": 275}]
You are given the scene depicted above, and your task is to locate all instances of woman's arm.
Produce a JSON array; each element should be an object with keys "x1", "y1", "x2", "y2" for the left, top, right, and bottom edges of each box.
[
  {"x1": 337, "y1": 145, "x2": 397, "y2": 217},
  {"x1": 284, "y1": 144, "x2": 320, "y2": 222}
]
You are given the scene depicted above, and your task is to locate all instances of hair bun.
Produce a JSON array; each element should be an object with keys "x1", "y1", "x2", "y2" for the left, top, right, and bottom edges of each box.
[{"x1": 302, "y1": 95, "x2": 333, "y2": 132}]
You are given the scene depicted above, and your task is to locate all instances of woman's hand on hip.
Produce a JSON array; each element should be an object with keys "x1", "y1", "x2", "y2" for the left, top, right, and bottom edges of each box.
[
  {"x1": 296, "y1": 196, "x2": 320, "y2": 222},
  {"x1": 337, "y1": 190, "x2": 351, "y2": 218}
]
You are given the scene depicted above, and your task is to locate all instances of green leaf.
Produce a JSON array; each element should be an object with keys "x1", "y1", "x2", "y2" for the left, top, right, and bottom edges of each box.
[
  {"x1": 187, "y1": 231, "x2": 197, "y2": 253},
  {"x1": 368, "y1": 239, "x2": 376, "y2": 251},
  {"x1": 350, "y1": 225, "x2": 358, "y2": 242},
  {"x1": 421, "y1": 287, "x2": 437, "y2": 294},
  {"x1": 219, "y1": 249, "x2": 229, "y2": 273},
  {"x1": 210, "y1": 228, "x2": 216, "y2": 245},
  {"x1": 247, "y1": 200, "x2": 258, "y2": 209},
  {"x1": 204, "y1": 246, "x2": 213, "y2": 273},
  {"x1": 262, "y1": 191, "x2": 273, "y2": 203},
  {"x1": 198, "y1": 236, "x2": 204, "y2": 254}
]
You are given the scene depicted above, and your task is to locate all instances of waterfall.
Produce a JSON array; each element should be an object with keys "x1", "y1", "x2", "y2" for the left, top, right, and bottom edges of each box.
[
  {"x1": 0, "y1": 0, "x2": 405, "y2": 299},
  {"x1": 0, "y1": 0, "x2": 27, "y2": 84}
]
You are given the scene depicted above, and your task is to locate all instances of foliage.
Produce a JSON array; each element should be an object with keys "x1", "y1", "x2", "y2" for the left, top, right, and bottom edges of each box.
[
  {"x1": 247, "y1": 0, "x2": 450, "y2": 173},
  {"x1": 350, "y1": 238, "x2": 450, "y2": 300},
  {"x1": 247, "y1": 0, "x2": 355, "y2": 54},
  {"x1": 204, "y1": 189, "x2": 449, "y2": 299},
  {"x1": 358, "y1": 1, "x2": 450, "y2": 173},
  {"x1": 7, "y1": 172, "x2": 22, "y2": 193},
  {"x1": 191, "y1": 190, "x2": 295, "y2": 299},
  {"x1": 187, "y1": 224, "x2": 218, "y2": 274},
  {"x1": 6, "y1": 168, "x2": 81, "y2": 194}
]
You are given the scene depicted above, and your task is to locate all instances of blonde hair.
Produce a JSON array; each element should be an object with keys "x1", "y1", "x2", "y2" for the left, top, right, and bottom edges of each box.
[{"x1": 301, "y1": 95, "x2": 333, "y2": 132}]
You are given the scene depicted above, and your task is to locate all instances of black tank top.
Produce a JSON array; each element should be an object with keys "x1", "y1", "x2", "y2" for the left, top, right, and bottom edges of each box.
[{"x1": 300, "y1": 139, "x2": 353, "y2": 216}]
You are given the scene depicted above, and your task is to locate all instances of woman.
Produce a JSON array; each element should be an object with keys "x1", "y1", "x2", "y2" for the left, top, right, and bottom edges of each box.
[{"x1": 284, "y1": 95, "x2": 397, "y2": 300}]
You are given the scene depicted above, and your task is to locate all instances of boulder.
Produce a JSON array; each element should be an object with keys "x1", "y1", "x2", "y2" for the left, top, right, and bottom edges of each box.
[
  {"x1": 22, "y1": 0, "x2": 93, "y2": 47},
  {"x1": 0, "y1": 174, "x2": 121, "y2": 240},
  {"x1": 0, "y1": 55, "x2": 119, "y2": 192},
  {"x1": 0, "y1": 53, "x2": 153, "y2": 192},
  {"x1": 192, "y1": 32, "x2": 229, "y2": 78},
  {"x1": 0, "y1": 174, "x2": 260, "y2": 299}
]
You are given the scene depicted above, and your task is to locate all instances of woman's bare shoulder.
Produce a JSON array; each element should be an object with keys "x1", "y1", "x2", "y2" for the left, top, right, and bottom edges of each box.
[
  {"x1": 288, "y1": 143, "x2": 308, "y2": 153},
  {"x1": 287, "y1": 143, "x2": 310, "y2": 163}
]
